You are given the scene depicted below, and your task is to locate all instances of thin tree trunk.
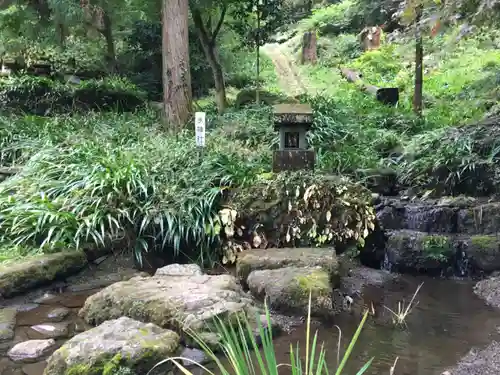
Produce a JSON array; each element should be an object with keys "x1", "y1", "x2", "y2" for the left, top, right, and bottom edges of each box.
[
  {"x1": 162, "y1": 0, "x2": 192, "y2": 130},
  {"x1": 101, "y1": 13, "x2": 116, "y2": 72},
  {"x1": 413, "y1": 5, "x2": 423, "y2": 115},
  {"x1": 191, "y1": 8, "x2": 228, "y2": 113},
  {"x1": 255, "y1": 8, "x2": 261, "y2": 105}
]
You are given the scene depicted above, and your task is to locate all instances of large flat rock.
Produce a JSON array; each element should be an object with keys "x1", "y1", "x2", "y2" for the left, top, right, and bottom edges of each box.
[
  {"x1": 247, "y1": 266, "x2": 339, "y2": 318},
  {"x1": 0, "y1": 252, "x2": 88, "y2": 298},
  {"x1": 43, "y1": 316, "x2": 179, "y2": 375},
  {"x1": 236, "y1": 247, "x2": 337, "y2": 283},
  {"x1": 79, "y1": 264, "x2": 259, "y2": 340}
]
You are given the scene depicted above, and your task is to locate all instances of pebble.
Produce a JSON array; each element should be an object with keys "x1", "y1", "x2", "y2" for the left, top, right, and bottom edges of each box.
[
  {"x1": 46, "y1": 307, "x2": 70, "y2": 322},
  {"x1": 7, "y1": 339, "x2": 56, "y2": 363}
]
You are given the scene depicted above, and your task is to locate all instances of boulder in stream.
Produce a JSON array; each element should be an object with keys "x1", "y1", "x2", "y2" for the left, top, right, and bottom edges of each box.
[
  {"x1": 384, "y1": 230, "x2": 454, "y2": 274},
  {"x1": 247, "y1": 265, "x2": 339, "y2": 318},
  {"x1": 43, "y1": 316, "x2": 179, "y2": 375},
  {"x1": 0, "y1": 251, "x2": 88, "y2": 298},
  {"x1": 236, "y1": 247, "x2": 338, "y2": 283},
  {"x1": 78, "y1": 264, "x2": 263, "y2": 346}
]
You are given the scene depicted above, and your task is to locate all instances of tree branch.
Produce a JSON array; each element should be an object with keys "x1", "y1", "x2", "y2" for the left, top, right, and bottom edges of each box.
[{"x1": 211, "y1": 5, "x2": 227, "y2": 42}]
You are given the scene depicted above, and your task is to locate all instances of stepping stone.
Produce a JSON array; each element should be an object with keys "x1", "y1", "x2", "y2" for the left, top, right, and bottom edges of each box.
[
  {"x1": 0, "y1": 308, "x2": 17, "y2": 341},
  {"x1": 44, "y1": 317, "x2": 179, "y2": 375},
  {"x1": 78, "y1": 264, "x2": 262, "y2": 347},
  {"x1": 30, "y1": 323, "x2": 69, "y2": 339},
  {"x1": 33, "y1": 293, "x2": 60, "y2": 305},
  {"x1": 8, "y1": 339, "x2": 56, "y2": 363},
  {"x1": 46, "y1": 307, "x2": 70, "y2": 322}
]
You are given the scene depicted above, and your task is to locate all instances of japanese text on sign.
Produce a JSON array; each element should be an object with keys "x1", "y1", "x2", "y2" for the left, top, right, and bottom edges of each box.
[{"x1": 195, "y1": 112, "x2": 206, "y2": 147}]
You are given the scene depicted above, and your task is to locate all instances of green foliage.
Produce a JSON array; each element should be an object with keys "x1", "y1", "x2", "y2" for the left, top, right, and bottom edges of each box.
[
  {"x1": 150, "y1": 295, "x2": 373, "y2": 375},
  {"x1": 230, "y1": 0, "x2": 288, "y2": 48},
  {"x1": 0, "y1": 76, "x2": 146, "y2": 115},
  {"x1": 297, "y1": 0, "x2": 364, "y2": 36},
  {"x1": 0, "y1": 108, "x2": 272, "y2": 265},
  {"x1": 397, "y1": 121, "x2": 500, "y2": 196}
]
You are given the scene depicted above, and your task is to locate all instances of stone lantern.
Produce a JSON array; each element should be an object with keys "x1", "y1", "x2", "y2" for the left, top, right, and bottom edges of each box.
[{"x1": 272, "y1": 103, "x2": 315, "y2": 172}]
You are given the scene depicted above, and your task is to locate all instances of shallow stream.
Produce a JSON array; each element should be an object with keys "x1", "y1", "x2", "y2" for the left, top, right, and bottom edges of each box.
[{"x1": 1, "y1": 270, "x2": 499, "y2": 375}]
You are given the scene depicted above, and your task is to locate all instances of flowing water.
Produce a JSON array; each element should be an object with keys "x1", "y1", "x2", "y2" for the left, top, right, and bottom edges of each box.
[
  {"x1": 270, "y1": 275, "x2": 500, "y2": 375},
  {"x1": 1, "y1": 271, "x2": 499, "y2": 375}
]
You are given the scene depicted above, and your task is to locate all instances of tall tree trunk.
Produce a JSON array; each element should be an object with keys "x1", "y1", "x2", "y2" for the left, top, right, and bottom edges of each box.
[
  {"x1": 413, "y1": 5, "x2": 423, "y2": 115},
  {"x1": 162, "y1": 0, "x2": 192, "y2": 130},
  {"x1": 191, "y1": 8, "x2": 227, "y2": 113}
]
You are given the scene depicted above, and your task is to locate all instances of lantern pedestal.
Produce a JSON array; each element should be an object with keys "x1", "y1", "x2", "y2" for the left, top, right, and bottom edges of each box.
[{"x1": 272, "y1": 150, "x2": 315, "y2": 172}]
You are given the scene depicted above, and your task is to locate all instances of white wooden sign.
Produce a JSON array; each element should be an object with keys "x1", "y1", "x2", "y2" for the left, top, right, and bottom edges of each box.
[{"x1": 195, "y1": 112, "x2": 206, "y2": 147}]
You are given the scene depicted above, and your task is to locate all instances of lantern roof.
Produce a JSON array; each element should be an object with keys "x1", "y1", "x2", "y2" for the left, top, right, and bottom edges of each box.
[{"x1": 272, "y1": 103, "x2": 313, "y2": 131}]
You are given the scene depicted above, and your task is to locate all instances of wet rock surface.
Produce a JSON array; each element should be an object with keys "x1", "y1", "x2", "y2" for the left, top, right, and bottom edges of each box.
[
  {"x1": 365, "y1": 196, "x2": 500, "y2": 275},
  {"x1": 0, "y1": 309, "x2": 17, "y2": 342},
  {"x1": 474, "y1": 276, "x2": 500, "y2": 308},
  {"x1": 7, "y1": 340, "x2": 56, "y2": 363},
  {"x1": 443, "y1": 341, "x2": 500, "y2": 375},
  {"x1": 79, "y1": 264, "x2": 261, "y2": 344},
  {"x1": 375, "y1": 196, "x2": 500, "y2": 235},
  {"x1": 43, "y1": 317, "x2": 179, "y2": 375},
  {"x1": 247, "y1": 266, "x2": 338, "y2": 318},
  {"x1": 0, "y1": 252, "x2": 88, "y2": 298},
  {"x1": 30, "y1": 323, "x2": 69, "y2": 339},
  {"x1": 236, "y1": 247, "x2": 337, "y2": 283},
  {"x1": 45, "y1": 308, "x2": 69, "y2": 323}
]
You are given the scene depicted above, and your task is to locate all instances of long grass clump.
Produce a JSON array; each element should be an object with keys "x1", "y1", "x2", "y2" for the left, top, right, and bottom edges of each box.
[
  {"x1": 0, "y1": 109, "x2": 272, "y2": 265},
  {"x1": 148, "y1": 291, "x2": 374, "y2": 375}
]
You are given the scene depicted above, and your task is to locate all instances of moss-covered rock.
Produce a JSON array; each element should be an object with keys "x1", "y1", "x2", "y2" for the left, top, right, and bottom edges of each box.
[
  {"x1": 219, "y1": 171, "x2": 375, "y2": 264},
  {"x1": 43, "y1": 317, "x2": 180, "y2": 375},
  {"x1": 0, "y1": 251, "x2": 88, "y2": 298},
  {"x1": 236, "y1": 247, "x2": 338, "y2": 284},
  {"x1": 78, "y1": 264, "x2": 261, "y2": 348},
  {"x1": 385, "y1": 230, "x2": 454, "y2": 274},
  {"x1": 458, "y1": 234, "x2": 500, "y2": 273},
  {"x1": 247, "y1": 266, "x2": 338, "y2": 319}
]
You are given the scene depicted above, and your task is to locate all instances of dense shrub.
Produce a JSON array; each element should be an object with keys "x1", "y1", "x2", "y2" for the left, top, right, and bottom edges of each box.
[
  {"x1": 0, "y1": 109, "x2": 272, "y2": 265},
  {"x1": 0, "y1": 76, "x2": 146, "y2": 115}
]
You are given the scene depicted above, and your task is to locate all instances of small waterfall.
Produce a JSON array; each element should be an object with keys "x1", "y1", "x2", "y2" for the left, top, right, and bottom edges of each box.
[{"x1": 382, "y1": 251, "x2": 392, "y2": 271}]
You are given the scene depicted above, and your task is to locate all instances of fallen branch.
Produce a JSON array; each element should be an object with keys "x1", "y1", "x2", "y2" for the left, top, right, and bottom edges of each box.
[{"x1": 340, "y1": 67, "x2": 399, "y2": 106}]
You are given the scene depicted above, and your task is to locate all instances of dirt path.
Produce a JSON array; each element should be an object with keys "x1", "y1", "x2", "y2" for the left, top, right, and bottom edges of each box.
[{"x1": 261, "y1": 43, "x2": 309, "y2": 96}]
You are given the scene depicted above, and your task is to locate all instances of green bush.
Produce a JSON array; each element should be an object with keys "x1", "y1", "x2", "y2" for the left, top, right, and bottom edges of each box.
[{"x1": 0, "y1": 76, "x2": 146, "y2": 115}]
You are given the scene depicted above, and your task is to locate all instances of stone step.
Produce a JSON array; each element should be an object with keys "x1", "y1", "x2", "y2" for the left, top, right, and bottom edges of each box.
[
  {"x1": 375, "y1": 196, "x2": 500, "y2": 235},
  {"x1": 382, "y1": 230, "x2": 500, "y2": 275}
]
